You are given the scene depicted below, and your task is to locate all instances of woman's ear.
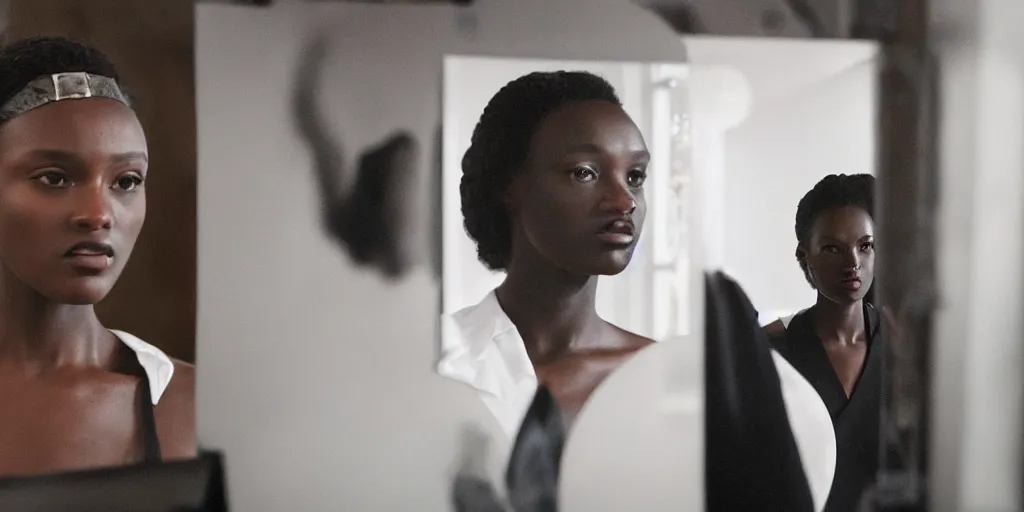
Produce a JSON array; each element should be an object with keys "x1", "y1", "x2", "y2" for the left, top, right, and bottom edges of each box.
[
  {"x1": 795, "y1": 245, "x2": 814, "y2": 288},
  {"x1": 503, "y1": 174, "x2": 525, "y2": 215}
]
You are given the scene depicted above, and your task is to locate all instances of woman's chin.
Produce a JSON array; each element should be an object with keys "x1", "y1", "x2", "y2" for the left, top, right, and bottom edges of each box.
[
  {"x1": 600, "y1": 266, "x2": 629, "y2": 277},
  {"x1": 591, "y1": 256, "x2": 633, "y2": 276},
  {"x1": 46, "y1": 286, "x2": 111, "y2": 306},
  {"x1": 821, "y1": 290, "x2": 866, "y2": 306},
  {"x1": 558, "y1": 249, "x2": 635, "y2": 277}
]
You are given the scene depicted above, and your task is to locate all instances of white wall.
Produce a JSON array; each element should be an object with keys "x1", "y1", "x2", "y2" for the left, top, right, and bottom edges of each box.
[
  {"x1": 930, "y1": 1, "x2": 1024, "y2": 510},
  {"x1": 684, "y1": 37, "x2": 879, "y2": 324},
  {"x1": 195, "y1": 2, "x2": 693, "y2": 511}
]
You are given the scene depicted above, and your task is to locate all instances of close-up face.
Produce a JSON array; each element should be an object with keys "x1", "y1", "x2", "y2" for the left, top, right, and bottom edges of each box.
[
  {"x1": 509, "y1": 99, "x2": 649, "y2": 276},
  {"x1": 800, "y1": 205, "x2": 875, "y2": 305},
  {"x1": 0, "y1": 98, "x2": 148, "y2": 305}
]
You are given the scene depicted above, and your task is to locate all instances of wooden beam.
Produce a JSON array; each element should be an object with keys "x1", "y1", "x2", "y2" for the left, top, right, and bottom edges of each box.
[{"x1": 870, "y1": 0, "x2": 937, "y2": 508}]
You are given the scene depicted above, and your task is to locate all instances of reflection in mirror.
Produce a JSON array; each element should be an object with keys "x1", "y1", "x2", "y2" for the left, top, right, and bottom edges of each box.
[
  {"x1": 684, "y1": 37, "x2": 878, "y2": 323},
  {"x1": 684, "y1": 36, "x2": 879, "y2": 512},
  {"x1": 438, "y1": 55, "x2": 695, "y2": 505},
  {"x1": 195, "y1": 1, "x2": 692, "y2": 510},
  {"x1": 440, "y1": 55, "x2": 692, "y2": 346}
]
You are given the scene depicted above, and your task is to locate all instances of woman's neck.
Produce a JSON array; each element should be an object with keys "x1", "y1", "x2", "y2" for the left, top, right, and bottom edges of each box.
[
  {"x1": 0, "y1": 273, "x2": 115, "y2": 372},
  {"x1": 497, "y1": 255, "x2": 604, "y2": 364},
  {"x1": 810, "y1": 294, "x2": 865, "y2": 345}
]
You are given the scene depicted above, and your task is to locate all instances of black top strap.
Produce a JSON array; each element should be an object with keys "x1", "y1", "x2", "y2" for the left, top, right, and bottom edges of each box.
[
  {"x1": 137, "y1": 371, "x2": 163, "y2": 463},
  {"x1": 114, "y1": 341, "x2": 164, "y2": 463}
]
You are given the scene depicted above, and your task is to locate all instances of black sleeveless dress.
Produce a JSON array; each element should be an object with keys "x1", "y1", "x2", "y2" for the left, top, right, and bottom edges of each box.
[{"x1": 769, "y1": 304, "x2": 883, "y2": 512}]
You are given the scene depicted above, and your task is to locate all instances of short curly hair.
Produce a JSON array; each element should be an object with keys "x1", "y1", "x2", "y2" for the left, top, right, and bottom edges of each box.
[
  {"x1": 795, "y1": 173, "x2": 876, "y2": 284},
  {"x1": 0, "y1": 36, "x2": 124, "y2": 123},
  {"x1": 460, "y1": 70, "x2": 621, "y2": 271}
]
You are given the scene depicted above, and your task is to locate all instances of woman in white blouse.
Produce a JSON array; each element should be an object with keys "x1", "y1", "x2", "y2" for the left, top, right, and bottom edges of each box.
[{"x1": 438, "y1": 70, "x2": 654, "y2": 437}]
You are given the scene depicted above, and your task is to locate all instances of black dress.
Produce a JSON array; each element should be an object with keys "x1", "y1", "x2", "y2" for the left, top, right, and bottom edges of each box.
[{"x1": 769, "y1": 304, "x2": 883, "y2": 512}]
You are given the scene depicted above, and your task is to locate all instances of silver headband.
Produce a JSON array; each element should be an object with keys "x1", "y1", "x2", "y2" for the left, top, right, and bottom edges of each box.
[{"x1": 0, "y1": 72, "x2": 130, "y2": 123}]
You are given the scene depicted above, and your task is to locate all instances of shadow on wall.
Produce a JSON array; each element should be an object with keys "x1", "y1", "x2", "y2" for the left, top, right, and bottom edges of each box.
[{"x1": 291, "y1": 31, "x2": 420, "y2": 281}]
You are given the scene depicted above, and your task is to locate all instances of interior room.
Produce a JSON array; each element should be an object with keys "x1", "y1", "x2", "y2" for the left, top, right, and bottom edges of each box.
[{"x1": 0, "y1": 0, "x2": 1021, "y2": 511}]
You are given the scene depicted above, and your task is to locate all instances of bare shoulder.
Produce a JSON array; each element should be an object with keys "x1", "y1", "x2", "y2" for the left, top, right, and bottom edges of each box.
[
  {"x1": 166, "y1": 358, "x2": 196, "y2": 402},
  {"x1": 155, "y1": 358, "x2": 197, "y2": 459},
  {"x1": 606, "y1": 322, "x2": 656, "y2": 352}
]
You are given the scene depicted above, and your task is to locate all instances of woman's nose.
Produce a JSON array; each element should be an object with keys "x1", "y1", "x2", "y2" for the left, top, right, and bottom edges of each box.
[
  {"x1": 600, "y1": 181, "x2": 635, "y2": 215},
  {"x1": 843, "y1": 250, "x2": 862, "y2": 271},
  {"x1": 69, "y1": 187, "x2": 113, "y2": 231}
]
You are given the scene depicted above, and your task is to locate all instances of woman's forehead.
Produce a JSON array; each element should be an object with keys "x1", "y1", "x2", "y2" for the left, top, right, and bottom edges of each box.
[
  {"x1": 528, "y1": 101, "x2": 646, "y2": 159},
  {"x1": 811, "y1": 206, "x2": 874, "y2": 238},
  {"x1": 0, "y1": 98, "x2": 147, "y2": 159}
]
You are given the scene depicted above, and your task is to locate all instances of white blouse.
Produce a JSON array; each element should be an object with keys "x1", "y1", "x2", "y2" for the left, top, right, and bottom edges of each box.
[
  {"x1": 110, "y1": 329, "x2": 176, "y2": 405},
  {"x1": 439, "y1": 291, "x2": 538, "y2": 439}
]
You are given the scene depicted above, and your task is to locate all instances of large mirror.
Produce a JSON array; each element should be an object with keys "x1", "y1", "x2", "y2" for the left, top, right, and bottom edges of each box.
[
  {"x1": 195, "y1": 1, "x2": 696, "y2": 510},
  {"x1": 439, "y1": 54, "x2": 700, "y2": 510},
  {"x1": 193, "y1": 1, "x2": 948, "y2": 512},
  {"x1": 196, "y1": 0, "x2": 888, "y2": 502},
  {"x1": 683, "y1": 37, "x2": 878, "y2": 323},
  {"x1": 685, "y1": 36, "x2": 880, "y2": 512}
]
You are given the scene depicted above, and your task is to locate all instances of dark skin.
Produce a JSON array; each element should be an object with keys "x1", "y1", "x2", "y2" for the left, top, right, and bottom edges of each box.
[
  {"x1": 771, "y1": 205, "x2": 875, "y2": 398},
  {"x1": 0, "y1": 98, "x2": 195, "y2": 477},
  {"x1": 497, "y1": 100, "x2": 654, "y2": 426}
]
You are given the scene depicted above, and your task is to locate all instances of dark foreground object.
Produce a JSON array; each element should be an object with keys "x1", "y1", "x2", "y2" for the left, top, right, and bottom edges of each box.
[{"x1": 0, "y1": 450, "x2": 228, "y2": 512}]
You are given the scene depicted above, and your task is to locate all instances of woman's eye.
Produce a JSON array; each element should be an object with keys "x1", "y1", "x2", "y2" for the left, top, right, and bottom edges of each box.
[
  {"x1": 114, "y1": 174, "x2": 144, "y2": 192},
  {"x1": 822, "y1": 245, "x2": 840, "y2": 254},
  {"x1": 627, "y1": 170, "x2": 647, "y2": 188},
  {"x1": 860, "y1": 242, "x2": 874, "y2": 252},
  {"x1": 571, "y1": 166, "x2": 597, "y2": 182},
  {"x1": 34, "y1": 171, "x2": 69, "y2": 188}
]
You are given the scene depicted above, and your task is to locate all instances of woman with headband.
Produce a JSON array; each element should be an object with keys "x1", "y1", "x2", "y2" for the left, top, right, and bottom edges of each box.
[
  {"x1": 439, "y1": 71, "x2": 654, "y2": 437},
  {"x1": 0, "y1": 37, "x2": 195, "y2": 476}
]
